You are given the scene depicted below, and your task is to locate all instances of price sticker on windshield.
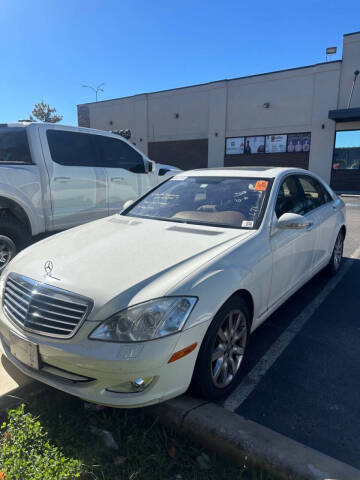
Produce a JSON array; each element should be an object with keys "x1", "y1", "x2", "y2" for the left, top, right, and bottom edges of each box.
[{"x1": 254, "y1": 180, "x2": 269, "y2": 191}]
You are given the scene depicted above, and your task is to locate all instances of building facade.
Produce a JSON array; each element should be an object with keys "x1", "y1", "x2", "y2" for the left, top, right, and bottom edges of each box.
[{"x1": 78, "y1": 31, "x2": 360, "y2": 191}]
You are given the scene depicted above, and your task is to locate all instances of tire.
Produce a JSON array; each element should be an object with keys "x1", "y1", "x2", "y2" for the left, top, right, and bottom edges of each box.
[
  {"x1": 324, "y1": 229, "x2": 344, "y2": 277},
  {"x1": 0, "y1": 214, "x2": 30, "y2": 271},
  {"x1": 192, "y1": 296, "x2": 250, "y2": 401}
]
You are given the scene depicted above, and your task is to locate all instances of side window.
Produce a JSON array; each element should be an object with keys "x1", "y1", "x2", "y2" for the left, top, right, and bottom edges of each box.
[
  {"x1": 275, "y1": 176, "x2": 306, "y2": 218},
  {"x1": 297, "y1": 175, "x2": 326, "y2": 212},
  {"x1": 0, "y1": 128, "x2": 32, "y2": 164},
  {"x1": 47, "y1": 130, "x2": 98, "y2": 167},
  {"x1": 97, "y1": 136, "x2": 145, "y2": 173}
]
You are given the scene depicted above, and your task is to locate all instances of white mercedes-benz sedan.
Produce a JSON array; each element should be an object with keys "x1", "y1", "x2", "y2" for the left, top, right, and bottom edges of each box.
[{"x1": 0, "y1": 167, "x2": 345, "y2": 407}]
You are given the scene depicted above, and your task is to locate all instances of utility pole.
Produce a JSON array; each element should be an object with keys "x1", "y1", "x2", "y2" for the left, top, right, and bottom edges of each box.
[{"x1": 82, "y1": 82, "x2": 105, "y2": 102}]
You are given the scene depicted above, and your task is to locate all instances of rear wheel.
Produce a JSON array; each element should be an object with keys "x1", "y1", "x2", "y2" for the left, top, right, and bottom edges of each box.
[
  {"x1": 192, "y1": 296, "x2": 250, "y2": 401},
  {"x1": 325, "y1": 230, "x2": 344, "y2": 277},
  {"x1": 0, "y1": 215, "x2": 30, "y2": 271}
]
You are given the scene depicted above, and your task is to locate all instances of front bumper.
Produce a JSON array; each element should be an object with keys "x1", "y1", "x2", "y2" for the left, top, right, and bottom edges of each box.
[{"x1": 0, "y1": 308, "x2": 207, "y2": 408}]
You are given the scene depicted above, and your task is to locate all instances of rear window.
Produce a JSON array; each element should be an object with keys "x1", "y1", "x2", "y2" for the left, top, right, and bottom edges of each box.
[
  {"x1": 0, "y1": 128, "x2": 32, "y2": 164},
  {"x1": 47, "y1": 130, "x2": 98, "y2": 167}
]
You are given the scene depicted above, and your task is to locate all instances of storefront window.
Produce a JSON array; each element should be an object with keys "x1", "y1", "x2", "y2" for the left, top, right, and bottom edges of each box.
[{"x1": 333, "y1": 130, "x2": 360, "y2": 170}]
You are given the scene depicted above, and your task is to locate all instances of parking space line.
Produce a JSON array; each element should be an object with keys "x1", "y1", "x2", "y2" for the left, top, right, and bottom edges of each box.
[{"x1": 224, "y1": 246, "x2": 360, "y2": 412}]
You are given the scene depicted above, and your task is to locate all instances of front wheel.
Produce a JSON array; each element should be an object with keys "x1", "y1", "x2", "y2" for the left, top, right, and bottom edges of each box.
[
  {"x1": 325, "y1": 230, "x2": 344, "y2": 277},
  {"x1": 0, "y1": 215, "x2": 30, "y2": 271},
  {"x1": 191, "y1": 296, "x2": 250, "y2": 401}
]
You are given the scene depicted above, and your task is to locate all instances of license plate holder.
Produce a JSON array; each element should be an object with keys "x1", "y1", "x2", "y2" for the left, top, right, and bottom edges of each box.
[{"x1": 9, "y1": 330, "x2": 40, "y2": 370}]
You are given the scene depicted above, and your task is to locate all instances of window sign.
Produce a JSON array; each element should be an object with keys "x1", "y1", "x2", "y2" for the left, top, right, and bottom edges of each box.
[
  {"x1": 287, "y1": 133, "x2": 311, "y2": 153},
  {"x1": 226, "y1": 137, "x2": 244, "y2": 155},
  {"x1": 244, "y1": 136, "x2": 265, "y2": 154},
  {"x1": 265, "y1": 134, "x2": 287, "y2": 153}
]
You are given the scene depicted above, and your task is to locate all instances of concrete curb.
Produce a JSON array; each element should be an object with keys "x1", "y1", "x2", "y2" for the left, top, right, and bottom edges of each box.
[
  {"x1": 151, "y1": 395, "x2": 360, "y2": 480},
  {"x1": 0, "y1": 380, "x2": 47, "y2": 417},
  {"x1": 1, "y1": 380, "x2": 359, "y2": 480}
]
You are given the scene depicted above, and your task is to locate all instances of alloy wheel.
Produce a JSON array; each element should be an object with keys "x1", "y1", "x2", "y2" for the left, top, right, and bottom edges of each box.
[
  {"x1": 333, "y1": 233, "x2": 343, "y2": 270},
  {"x1": 211, "y1": 309, "x2": 247, "y2": 388},
  {"x1": 0, "y1": 236, "x2": 16, "y2": 271}
]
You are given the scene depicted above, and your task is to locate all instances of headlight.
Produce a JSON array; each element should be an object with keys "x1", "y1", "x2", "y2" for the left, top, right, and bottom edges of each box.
[{"x1": 89, "y1": 297, "x2": 197, "y2": 342}]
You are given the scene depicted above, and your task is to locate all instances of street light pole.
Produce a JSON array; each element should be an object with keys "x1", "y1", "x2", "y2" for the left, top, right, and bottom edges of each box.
[{"x1": 82, "y1": 82, "x2": 105, "y2": 102}]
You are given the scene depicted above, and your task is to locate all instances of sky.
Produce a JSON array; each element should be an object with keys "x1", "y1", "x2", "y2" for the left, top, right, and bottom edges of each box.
[{"x1": 1, "y1": 0, "x2": 360, "y2": 126}]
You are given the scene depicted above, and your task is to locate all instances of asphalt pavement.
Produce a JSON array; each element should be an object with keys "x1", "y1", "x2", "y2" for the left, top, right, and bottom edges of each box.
[{"x1": 222, "y1": 196, "x2": 360, "y2": 469}]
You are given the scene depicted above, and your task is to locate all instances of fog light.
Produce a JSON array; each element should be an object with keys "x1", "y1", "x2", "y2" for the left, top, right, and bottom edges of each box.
[
  {"x1": 107, "y1": 376, "x2": 155, "y2": 393},
  {"x1": 132, "y1": 378, "x2": 145, "y2": 389}
]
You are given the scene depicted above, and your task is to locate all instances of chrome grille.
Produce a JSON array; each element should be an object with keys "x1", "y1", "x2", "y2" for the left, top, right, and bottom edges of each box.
[{"x1": 3, "y1": 273, "x2": 93, "y2": 338}]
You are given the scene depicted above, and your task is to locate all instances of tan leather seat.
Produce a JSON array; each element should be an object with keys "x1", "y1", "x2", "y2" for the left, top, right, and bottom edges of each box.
[{"x1": 172, "y1": 210, "x2": 245, "y2": 226}]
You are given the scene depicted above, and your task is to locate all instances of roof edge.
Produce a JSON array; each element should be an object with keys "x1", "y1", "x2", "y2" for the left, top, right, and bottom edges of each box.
[
  {"x1": 78, "y1": 60, "x2": 342, "y2": 107},
  {"x1": 343, "y1": 30, "x2": 360, "y2": 37}
]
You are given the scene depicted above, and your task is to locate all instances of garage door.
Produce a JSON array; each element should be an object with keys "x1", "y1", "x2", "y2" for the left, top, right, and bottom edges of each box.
[{"x1": 148, "y1": 139, "x2": 208, "y2": 170}]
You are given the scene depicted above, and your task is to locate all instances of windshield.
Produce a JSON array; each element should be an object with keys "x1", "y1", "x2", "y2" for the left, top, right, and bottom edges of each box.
[{"x1": 125, "y1": 175, "x2": 272, "y2": 229}]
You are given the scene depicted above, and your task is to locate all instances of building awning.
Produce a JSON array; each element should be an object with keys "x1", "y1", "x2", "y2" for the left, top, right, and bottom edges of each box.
[{"x1": 328, "y1": 107, "x2": 360, "y2": 122}]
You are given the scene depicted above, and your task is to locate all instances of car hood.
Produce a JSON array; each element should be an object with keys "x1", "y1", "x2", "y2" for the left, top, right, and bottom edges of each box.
[{"x1": 8, "y1": 215, "x2": 253, "y2": 319}]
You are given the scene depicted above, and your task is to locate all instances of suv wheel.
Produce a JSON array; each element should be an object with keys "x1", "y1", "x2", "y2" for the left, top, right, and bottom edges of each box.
[{"x1": 0, "y1": 215, "x2": 30, "y2": 271}]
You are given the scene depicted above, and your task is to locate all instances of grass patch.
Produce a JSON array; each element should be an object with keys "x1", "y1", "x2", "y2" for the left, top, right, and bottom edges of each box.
[
  {"x1": 0, "y1": 403, "x2": 81, "y2": 479},
  {"x1": 0, "y1": 389, "x2": 279, "y2": 479}
]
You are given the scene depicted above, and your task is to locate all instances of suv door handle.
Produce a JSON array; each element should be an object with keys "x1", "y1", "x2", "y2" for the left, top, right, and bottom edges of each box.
[
  {"x1": 111, "y1": 177, "x2": 124, "y2": 183},
  {"x1": 54, "y1": 177, "x2": 71, "y2": 182}
]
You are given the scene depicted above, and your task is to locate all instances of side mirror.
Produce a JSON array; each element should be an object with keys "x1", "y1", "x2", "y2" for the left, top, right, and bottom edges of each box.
[
  {"x1": 122, "y1": 200, "x2": 134, "y2": 211},
  {"x1": 277, "y1": 212, "x2": 311, "y2": 230},
  {"x1": 145, "y1": 161, "x2": 153, "y2": 173}
]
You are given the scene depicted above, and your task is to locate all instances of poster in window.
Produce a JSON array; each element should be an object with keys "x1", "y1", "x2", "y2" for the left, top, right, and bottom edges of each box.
[
  {"x1": 265, "y1": 134, "x2": 287, "y2": 153},
  {"x1": 244, "y1": 136, "x2": 265, "y2": 154},
  {"x1": 226, "y1": 137, "x2": 244, "y2": 155},
  {"x1": 287, "y1": 133, "x2": 311, "y2": 153}
]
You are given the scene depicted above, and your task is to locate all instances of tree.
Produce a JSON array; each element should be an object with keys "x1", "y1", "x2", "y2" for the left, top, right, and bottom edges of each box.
[{"x1": 29, "y1": 100, "x2": 63, "y2": 123}]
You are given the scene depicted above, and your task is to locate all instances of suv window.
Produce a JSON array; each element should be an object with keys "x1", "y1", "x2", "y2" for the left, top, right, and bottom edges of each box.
[
  {"x1": 47, "y1": 130, "x2": 98, "y2": 167},
  {"x1": 298, "y1": 175, "x2": 327, "y2": 212},
  {"x1": 0, "y1": 128, "x2": 32, "y2": 164},
  {"x1": 95, "y1": 136, "x2": 145, "y2": 173},
  {"x1": 275, "y1": 176, "x2": 307, "y2": 218}
]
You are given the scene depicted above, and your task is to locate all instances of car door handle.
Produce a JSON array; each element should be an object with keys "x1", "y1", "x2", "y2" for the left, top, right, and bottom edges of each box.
[
  {"x1": 111, "y1": 177, "x2": 124, "y2": 183},
  {"x1": 54, "y1": 176, "x2": 71, "y2": 182},
  {"x1": 306, "y1": 222, "x2": 313, "y2": 231}
]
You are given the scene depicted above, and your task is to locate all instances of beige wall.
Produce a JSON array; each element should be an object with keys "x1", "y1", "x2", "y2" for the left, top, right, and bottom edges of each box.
[
  {"x1": 81, "y1": 31, "x2": 360, "y2": 184},
  {"x1": 208, "y1": 83, "x2": 227, "y2": 167},
  {"x1": 338, "y1": 32, "x2": 360, "y2": 109},
  {"x1": 147, "y1": 87, "x2": 209, "y2": 141},
  {"x1": 88, "y1": 95, "x2": 149, "y2": 154}
]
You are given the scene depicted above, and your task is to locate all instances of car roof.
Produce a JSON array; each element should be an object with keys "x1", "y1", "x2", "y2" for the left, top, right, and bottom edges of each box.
[{"x1": 176, "y1": 166, "x2": 308, "y2": 178}]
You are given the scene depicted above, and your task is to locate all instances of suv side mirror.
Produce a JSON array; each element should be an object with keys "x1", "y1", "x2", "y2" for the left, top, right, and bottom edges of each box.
[
  {"x1": 277, "y1": 212, "x2": 311, "y2": 230},
  {"x1": 146, "y1": 161, "x2": 153, "y2": 173}
]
